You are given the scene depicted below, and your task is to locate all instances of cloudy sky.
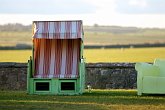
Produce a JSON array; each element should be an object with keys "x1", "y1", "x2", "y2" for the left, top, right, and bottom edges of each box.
[{"x1": 0, "y1": 0, "x2": 165, "y2": 28}]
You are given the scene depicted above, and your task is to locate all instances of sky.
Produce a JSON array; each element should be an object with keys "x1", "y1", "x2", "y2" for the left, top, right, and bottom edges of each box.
[{"x1": 0, "y1": 0, "x2": 165, "y2": 28}]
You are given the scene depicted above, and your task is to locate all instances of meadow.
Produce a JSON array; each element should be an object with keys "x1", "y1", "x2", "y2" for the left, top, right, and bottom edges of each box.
[
  {"x1": 0, "y1": 47, "x2": 165, "y2": 63},
  {"x1": 0, "y1": 25, "x2": 165, "y2": 110},
  {"x1": 0, "y1": 31, "x2": 31, "y2": 46},
  {"x1": 0, "y1": 26, "x2": 165, "y2": 63},
  {"x1": 0, "y1": 90, "x2": 165, "y2": 110},
  {"x1": 84, "y1": 31, "x2": 165, "y2": 45},
  {"x1": 1, "y1": 30, "x2": 165, "y2": 46}
]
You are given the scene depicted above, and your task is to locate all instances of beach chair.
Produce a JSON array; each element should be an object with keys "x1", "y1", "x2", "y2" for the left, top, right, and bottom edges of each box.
[
  {"x1": 27, "y1": 20, "x2": 85, "y2": 95},
  {"x1": 135, "y1": 59, "x2": 165, "y2": 95}
]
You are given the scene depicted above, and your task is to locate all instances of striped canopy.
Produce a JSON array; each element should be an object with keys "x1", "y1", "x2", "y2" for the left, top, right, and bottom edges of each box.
[
  {"x1": 33, "y1": 20, "x2": 83, "y2": 39},
  {"x1": 33, "y1": 39, "x2": 80, "y2": 78}
]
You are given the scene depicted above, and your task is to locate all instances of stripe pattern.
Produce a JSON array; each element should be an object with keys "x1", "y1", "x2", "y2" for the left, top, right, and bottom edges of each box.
[
  {"x1": 33, "y1": 39, "x2": 80, "y2": 78},
  {"x1": 33, "y1": 21, "x2": 83, "y2": 39}
]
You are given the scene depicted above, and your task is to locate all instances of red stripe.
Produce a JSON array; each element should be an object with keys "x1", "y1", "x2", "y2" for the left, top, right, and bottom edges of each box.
[
  {"x1": 68, "y1": 22, "x2": 72, "y2": 39},
  {"x1": 55, "y1": 39, "x2": 62, "y2": 77},
  {"x1": 64, "y1": 40, "x2": 67, "y2": 78},
  {"x1": 37, "y1": 39, "x2": 40, "y2": 76},
  {"x1": 77, "y1": 21, "x2": 81, "y2": 38},
  {"x1": 65, "y1": 23, "x2": 67, "y2": 39},
  {"x1": 53, "y1": 40, "x2": 56, "y2": 77},
  {"x1": 68, "y1": 40, "x2": 73, "y2": 78},
  {"x1": 44, "y1": 40, "x2": 46, "y2": 77},
  {"x1": 55, "y1": 22, "x2": 60, "y2": 39},
  {"x1": 34, "y1": 39, "x2": 37, "y2": 76},
  {"x1": 43, "y1": 39, "x2": 51, "y2": 77},
  {"x1": 65, "y1": 40, "x2": 74, "y2": 78},
  {"x1": 41, "y1": 40, "x2": 44, "y2": 77},
  {"x1": 51, "y1": 40, "x2": 55, "y2": 77},
  {"x1": 34, "y1": 39, "x2": 40, "y2": 76},
  {"x1": 43, "y1": 39, "x2": 46, "y2": 77},
  {"x1": 46, "y1": 22, "x2": 48, "y2": 38}
]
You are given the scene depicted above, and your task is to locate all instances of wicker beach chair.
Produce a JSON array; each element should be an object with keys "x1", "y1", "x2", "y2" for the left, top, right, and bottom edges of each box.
[{"x1": 27, "y1": 20, "x2": 85, "y2": 95}]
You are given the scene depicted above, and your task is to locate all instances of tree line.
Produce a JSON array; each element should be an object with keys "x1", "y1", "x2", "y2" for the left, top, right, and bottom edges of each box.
[
  {"x1": 0, "y1": 23, "x2": 165, "y2": 34},
  {"x1": 0, "y1": 23, "x2": 31, "y2": 32}
]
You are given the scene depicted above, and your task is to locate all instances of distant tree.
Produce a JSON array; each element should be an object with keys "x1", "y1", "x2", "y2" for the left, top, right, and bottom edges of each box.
[
  {"x1": 93, "y1": 23, "x2": 99, "y2": 27},
  {"x1": 0, "y1": 23, "x2": 31, "y2": 32},
  {"x1": 93, "y1": 24, "x2": 99, "y2": 35}
]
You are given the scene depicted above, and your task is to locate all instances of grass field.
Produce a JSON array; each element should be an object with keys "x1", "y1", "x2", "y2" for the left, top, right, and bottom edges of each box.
[
  {"x1": 85, "y1": 32, "x2": 165, "y2": 45},
  {"x1": 1, "y1": 31, "x2": 165, "y2": 46},
  {"x1": 0, "y1": 90, "x2": 165, "y2": 110},
  {"x1": 0, "y1": 47, "x2": 165, "y2": 63},
  {"x1": 85, "y1": 47, "x2": 165, "y2": 63},
  {"x1": 0, "y1": 31, "x2": 31, "y2": 46},
  {"x1": 0, "y1": 50, "x2": 31, "y2": 62}
]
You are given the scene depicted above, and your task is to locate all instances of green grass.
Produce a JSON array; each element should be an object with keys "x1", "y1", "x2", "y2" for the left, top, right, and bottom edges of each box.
[
  {"x1": 0, "y1": 90, "x2": 165, "y2": 110},
  {"x1": 0, "y1": 50, "x2": 31, "y2": 62},
  {"x1": 84, "y1": 32, "x2": 165, "y2": 45},
  {"x1": 0, "y1": 47, "x2": 165, "y2": 63},
  {"x1": 0, "y1": 31, "x2": 165, "y2": 46},
  {"x1": 84, "y1": 47, "x2": 165, "y2": 63},
  {"x1": 0, "y1": 31, "x2": 31, "y2": 46}
]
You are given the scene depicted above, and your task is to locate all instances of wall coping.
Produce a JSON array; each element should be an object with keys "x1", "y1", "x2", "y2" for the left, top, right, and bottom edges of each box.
[
  {"x1": 0, "y1": 62, "x2": 27, "y2": 68},
  {"x1": 0, "y1": 62, "x2": 136, "y2": 68},
  {"x1": 87, "y1": 63, "x2": 135, "y2": 68}
]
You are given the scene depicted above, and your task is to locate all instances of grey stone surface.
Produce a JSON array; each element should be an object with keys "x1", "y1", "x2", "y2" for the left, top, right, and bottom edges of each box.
[
  {"x1": 0, "y1": 62, "x2": 137, "y2": 90},
  {"x1": 86, "y1": 63, "x2": 137, "y2": 89}
]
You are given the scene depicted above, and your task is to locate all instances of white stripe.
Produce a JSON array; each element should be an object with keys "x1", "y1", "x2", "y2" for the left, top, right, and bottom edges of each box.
[
  {"x1": 60, "y1": 22, "x2": 65, "y2": 39},
  {"x1": 38, "y1": 22, "x2": 43, "y2": 34},
  {"x1": 59, "y1": 74, "x2": 65, "y2": 78},
  {"x1": 60, "y1": 40, "x2": 67, "y2": 76},
  {"x1": 48, "y1": 74, "x2": 54, "y2": 78},
  {"x1": 72, "y1": 22, "x2": 77, "y2": 38},
  {"x1": 49, "y1": 40, "x2": 55, "y2": 75},
  {"x1": 37, "y1": 34, "x2": 42, "y2": 38},
  {"x1": 48, "y1": 22, "x2": 54, "y2": 39},
  {"x1": 49, "y1": 22, "x2": 55, "y2": 34},
  {"x1": 72, "y1": 40, "x2": 78, "y2": 76},
  {"x1": 38, "y1": 40, "x2": 44, "y2": 75}
]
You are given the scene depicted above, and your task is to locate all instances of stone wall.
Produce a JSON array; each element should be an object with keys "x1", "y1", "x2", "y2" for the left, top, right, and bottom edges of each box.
[
  {"x1": 86, "y1": 63, "x2": 137, "y2": 89},
  {"x1": 0, "y1": 63, "x2": 27, "y2": 90},
  {"x1": 0, "y1": 63, "x2": 137, "y2": 90}
]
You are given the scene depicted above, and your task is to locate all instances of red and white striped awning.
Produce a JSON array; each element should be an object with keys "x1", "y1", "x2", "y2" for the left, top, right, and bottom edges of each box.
[{"x1": 33, "y1": 20, "x2": 83, "y2": 39}]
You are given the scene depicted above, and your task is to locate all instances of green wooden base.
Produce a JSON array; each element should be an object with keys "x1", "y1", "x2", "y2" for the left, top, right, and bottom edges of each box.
[
  {"x1": 27, "y1": 78, "x2": 84, "y2": 95},
  {"x1": 27, "y1": 56, "x2": 85, "y2": 95}
]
